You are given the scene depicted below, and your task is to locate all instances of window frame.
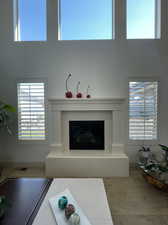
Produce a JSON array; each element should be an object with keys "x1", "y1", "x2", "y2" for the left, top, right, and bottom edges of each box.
[
  {"x1": 128, "y1": 78, "x2": 160, "y2": 146},
  {"x1": 126, "y1": 0, "x2": 161, "y2": 40},
  {"x1": 13, "y1": 0, "x2": 47, "y2": 43},
  {"x1": 16, "y1": 78, "x2": 48, "y2": 144},
  {"x1": 12, "y1": 0, "x2": 166, "y2": 42},
  {"x1": 58, "y1": 0, "x2": 115, "y2": 41}
]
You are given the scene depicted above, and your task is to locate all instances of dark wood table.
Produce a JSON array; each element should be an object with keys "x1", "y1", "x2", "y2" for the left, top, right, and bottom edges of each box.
[{"x1": 0, "y1": 178, "x2": 52, "y2": 225}]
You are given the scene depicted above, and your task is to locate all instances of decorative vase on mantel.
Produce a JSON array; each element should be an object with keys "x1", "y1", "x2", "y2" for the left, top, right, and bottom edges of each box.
[
  {"x1": 76, "y1": 81, "x2": 82, "y2": 98},
  {"x1": 86, "y1": 85, "x2": 91, "y2": 98},
  {"x1": 65, "y1": 73, "x2": 73, "y2": 98}
]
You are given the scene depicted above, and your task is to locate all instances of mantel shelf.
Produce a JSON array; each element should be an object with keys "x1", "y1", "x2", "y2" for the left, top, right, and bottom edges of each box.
[{"x1": 48, "y1": 97, "x2": 126, "y2": 104}]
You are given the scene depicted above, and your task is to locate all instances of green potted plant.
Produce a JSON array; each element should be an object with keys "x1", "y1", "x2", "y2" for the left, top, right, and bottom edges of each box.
[
  {"x1": 0, "y1": 100, "x2": 16, "y2": 134},
  {"x1": 137, "y1": 146, "x2": 153, "y2": 167},
  {"x1": 0, "y1": 100, "x2": 15, "y2": 219},
  {"x1": 0, "y1": 196, "x2": 9, "y2": 219},
  {"x1": 159, "y1": 144, "x2": 168, "y2": 167}
]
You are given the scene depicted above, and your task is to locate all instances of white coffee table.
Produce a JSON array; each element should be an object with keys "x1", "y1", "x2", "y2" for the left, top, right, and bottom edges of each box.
[{"x1": 32, "y1": 179, "x2": 113, "y2": 225}]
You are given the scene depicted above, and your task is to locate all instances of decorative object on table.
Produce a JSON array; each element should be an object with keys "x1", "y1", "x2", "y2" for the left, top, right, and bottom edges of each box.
[
  {"x1": 65, "y1": 73, "x2": 73, "y2": 98},
  {"x1": 76, "y1": 82, "x2": 82, "y2": 98},
  {"x1": 58, "y1": 196, "x2": 68, "y2": 209},
  {"x1": 0, "y1": 195, "x2": 9, "y2": 220},
  {"x1": 137, "y1": 144, "x2": 168, "y2": 191},
  {"x1": 65, "y1": 204, "x2": 75, "y2": 219},
  {"x1": 58, "y1": 196, "x2": 80, "y2": 224},
  {"x1": 49, "y1": 189, "x2": 92, "y2": 225},
  {"x1": 69, "y1": 212, "x2": 80, "y2": 225},
  {"x1": 86, "y1": 85, "x2": 91, "y2": 98}
]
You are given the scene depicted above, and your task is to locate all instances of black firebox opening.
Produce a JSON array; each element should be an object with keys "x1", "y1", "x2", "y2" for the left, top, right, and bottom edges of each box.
[{"x1": 69, "y1": 121, "x2": 104, "y2": 150}]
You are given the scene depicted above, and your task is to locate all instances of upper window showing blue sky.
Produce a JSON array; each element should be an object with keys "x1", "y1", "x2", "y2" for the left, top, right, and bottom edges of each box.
[
  {"x1": 127, "y1": 0, "x2": 155, "y2": 39},
  {"x1": 15, "y1": 0, "x2": 157, "y2": 41},
  {"x1": 59, "y1": 0, "x2": 112, "y2": 40},
  {"x1": 17, "y1": 0, "x2": 46, "y2": 41}
]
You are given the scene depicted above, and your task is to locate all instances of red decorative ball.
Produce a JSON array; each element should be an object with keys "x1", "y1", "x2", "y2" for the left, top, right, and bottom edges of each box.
[
  {"x1": 65, "y1": 91, "x2": 73, "y2": 98},
  {"x1": 86, "y1": 94, "x2": 91, "y2": 98},
  {"x1": 76, "y1": 93, "x2": 82, "y2": 98},
  {"x1": 65, "y1": 204, "x2": 75, "y2": 219}
]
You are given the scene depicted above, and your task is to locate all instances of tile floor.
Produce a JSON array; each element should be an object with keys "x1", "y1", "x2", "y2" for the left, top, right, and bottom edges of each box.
[{"x1": 104, "y1": 170, "x2": 168, "y2": 225}]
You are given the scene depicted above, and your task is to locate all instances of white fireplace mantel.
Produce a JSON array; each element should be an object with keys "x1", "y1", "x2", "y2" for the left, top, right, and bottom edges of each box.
[
  {"x1": 49, "y1": 97, "x2": 125, "y2": 110},
  {"x1": 48, "y1": 98, "x2": 125, "y2": 153},
  {"x1": 46, "y1": 98, "x2": 129, "y2": 177}
]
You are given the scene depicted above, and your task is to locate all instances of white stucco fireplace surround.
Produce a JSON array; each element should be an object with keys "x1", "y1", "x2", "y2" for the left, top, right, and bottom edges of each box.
[{"x1": 46, "y1": 98, "x2": 129, "y2": 177}]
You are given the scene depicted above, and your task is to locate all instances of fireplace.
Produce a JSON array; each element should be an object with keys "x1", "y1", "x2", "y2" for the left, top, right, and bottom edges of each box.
[
  {"x1": 69, "y1": 121, "x2": 104, "y2": 150},
  {"x1": 46, "y1": 98, "x2": 129, "y2": 177}
]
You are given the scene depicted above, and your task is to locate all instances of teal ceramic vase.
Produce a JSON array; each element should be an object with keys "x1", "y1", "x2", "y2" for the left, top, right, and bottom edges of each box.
[{"x1": 58, "y1": 196, "x2": 68, "y2": 209}]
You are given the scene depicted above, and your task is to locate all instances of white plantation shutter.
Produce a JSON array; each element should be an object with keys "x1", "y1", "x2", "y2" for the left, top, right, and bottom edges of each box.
[
  {"x1": 129, "y1": 81, "x2": 158, "y2": 140},
  {"x1": 17, "y1": 83, "x2": 45, "y2": 140}
]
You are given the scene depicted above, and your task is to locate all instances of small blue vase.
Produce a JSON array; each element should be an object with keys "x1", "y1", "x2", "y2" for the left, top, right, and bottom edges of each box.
[{"x1": 58, "y1": 196, "x2": 68, "y2": 209}]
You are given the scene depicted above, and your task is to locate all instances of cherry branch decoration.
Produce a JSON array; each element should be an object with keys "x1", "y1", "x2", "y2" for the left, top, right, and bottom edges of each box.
[
  {"x1": 76, "y1": 81, "x2": 82, "y2": 98},
  {"x1": 65, "y1": 73, "x2": 73, "y2": 98},
  {"x1": 86, "y1": 85, "x2": 91, "y2": 98}
]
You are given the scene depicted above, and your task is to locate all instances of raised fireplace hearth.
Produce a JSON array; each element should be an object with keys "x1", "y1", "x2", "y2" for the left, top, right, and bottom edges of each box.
[
  {"x1": 69, "y1": 120, "x2": 104, "y2": 150},
  {"x1": 46, "y1": 98, "x2": 129, "y2": 177}
]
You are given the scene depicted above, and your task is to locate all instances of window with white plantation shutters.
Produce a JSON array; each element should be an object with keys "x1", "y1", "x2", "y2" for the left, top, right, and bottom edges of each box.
[
  {"x1": 17, "y1": 83, "x2": 45, "y2": 140},
  {"x1": 129, "y1": 81, "x2": 158, "y2": 140}
]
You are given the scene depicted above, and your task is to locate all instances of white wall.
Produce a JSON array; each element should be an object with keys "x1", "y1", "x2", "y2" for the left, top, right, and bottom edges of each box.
[{"x1": 0, "y1": 0, "x2": 168, "y2": 164}]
